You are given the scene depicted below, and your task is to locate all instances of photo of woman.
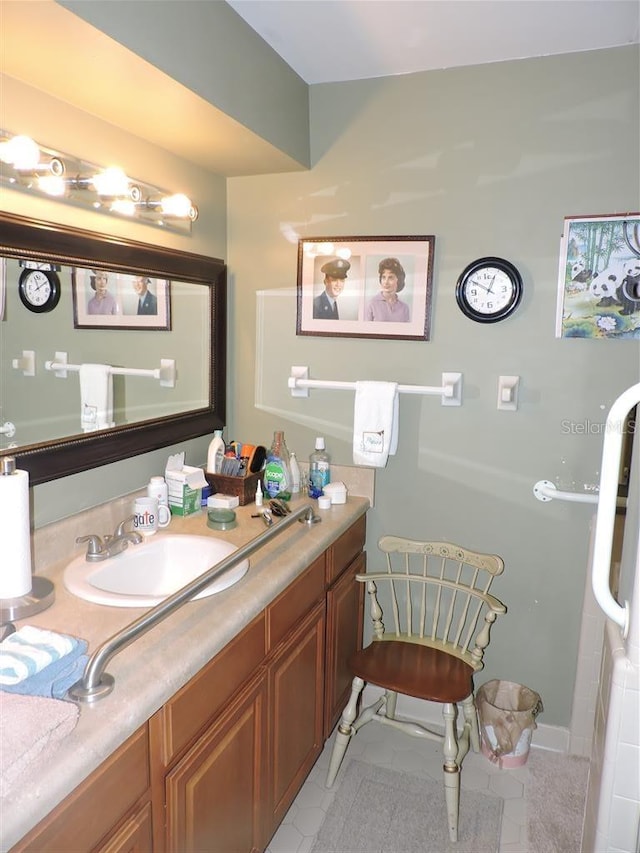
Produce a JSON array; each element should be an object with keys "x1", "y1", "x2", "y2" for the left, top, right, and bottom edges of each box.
[{"x1": 365, "y1": 257, "x2": 410, "y2": 322}]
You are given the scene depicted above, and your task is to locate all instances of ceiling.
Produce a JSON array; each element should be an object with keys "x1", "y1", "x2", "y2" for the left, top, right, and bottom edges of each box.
[
  {"x1": 226, "y1": 0, "x2": 640, "y2": 85},
  {"x1": 1, "y1": 1, "x2": 638, "y2": 177}
]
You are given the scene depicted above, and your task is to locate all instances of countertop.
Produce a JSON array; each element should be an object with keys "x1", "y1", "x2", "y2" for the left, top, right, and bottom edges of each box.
[{"x1": 0, "y1": 495, "x2": 368, "y2": 851}]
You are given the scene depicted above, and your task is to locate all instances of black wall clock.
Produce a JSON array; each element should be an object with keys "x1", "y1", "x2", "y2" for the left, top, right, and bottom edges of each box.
[
  {"x1": 456, "y1": 257, "x2": 523, "y2": 323},
  {"x1": 18, "y1": 268, "x2": 61, "y2": 313}
]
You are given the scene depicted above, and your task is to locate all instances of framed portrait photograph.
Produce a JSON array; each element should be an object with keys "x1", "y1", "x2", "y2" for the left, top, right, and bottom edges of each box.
[
  {"x1": 72, "y1": 268, "x2": 171, "y2": 330},
  {"x1": 296, "y1": 235, "x2": 435, "y2": 340},
  {"x1": 555, "y1": 213, "x2": 640, "y2": 339}
]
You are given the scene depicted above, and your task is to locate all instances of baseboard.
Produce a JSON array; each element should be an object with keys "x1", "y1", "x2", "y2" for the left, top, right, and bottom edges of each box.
[{"x1": 361, "y1": 686, "x2": 571, "y2": 755}]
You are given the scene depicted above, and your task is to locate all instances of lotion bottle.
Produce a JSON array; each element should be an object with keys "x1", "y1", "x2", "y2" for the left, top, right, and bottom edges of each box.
[{"x1": 207, "y1": 429, "x2": 225, "y2": 474}]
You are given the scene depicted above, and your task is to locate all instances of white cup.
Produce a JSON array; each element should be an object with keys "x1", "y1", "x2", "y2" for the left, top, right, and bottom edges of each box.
[{"x1": 133, "y1": 496, "x2": 171, "y2": 536}]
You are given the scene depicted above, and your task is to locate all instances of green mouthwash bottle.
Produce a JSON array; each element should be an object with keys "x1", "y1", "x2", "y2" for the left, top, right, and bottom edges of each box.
[{"x1": 264, "y1": 431, "x2": 291, "y2": 498}]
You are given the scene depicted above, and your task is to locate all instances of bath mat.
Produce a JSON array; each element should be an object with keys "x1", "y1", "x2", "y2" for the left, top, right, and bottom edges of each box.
[
  {"x1": 311, "y1": 760, "x2": 503, "y2": 853},
  {"x1": 526, "y1": 750, "x2": 589, "y2": 853}
]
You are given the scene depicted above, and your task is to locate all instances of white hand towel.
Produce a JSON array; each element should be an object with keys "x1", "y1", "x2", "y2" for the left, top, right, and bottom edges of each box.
[
  {"x1": 79, "y1": 363, "x2": 114, "y2": 433},
  {"x1": 353, "y1": 381, "x2": 399, "y2": 468}
]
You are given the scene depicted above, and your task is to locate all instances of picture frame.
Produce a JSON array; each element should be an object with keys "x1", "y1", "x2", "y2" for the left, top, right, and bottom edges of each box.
[
  {"x1": 296, "y1": 235, "x2": 435, "y2": 340},
  {"x1": 72, "y1": 268, "x2": 171, "y2": 330},
  {"x1": 555, "y1": 213, "x2": 640, "y2": 339}
]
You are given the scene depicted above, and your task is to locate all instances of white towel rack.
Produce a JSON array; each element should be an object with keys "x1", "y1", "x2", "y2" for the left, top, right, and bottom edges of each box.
[
  {"x1": 288, "y1": 366, "x2": 462, "y2": 406},
  {"x1": 533, "y1": 479, "x2": 627, "y2": 508},
  {"x1": 0, "y1": 422, "x2": 16, "y2": 438},
  {"x1": 44, "y1": 351, "x2": 176, "y2": 388}
]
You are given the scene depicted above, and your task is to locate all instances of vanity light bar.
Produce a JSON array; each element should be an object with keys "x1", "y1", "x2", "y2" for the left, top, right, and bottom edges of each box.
[{"x1": 0, "y1": 131, "x2": 198, "y2": 233}]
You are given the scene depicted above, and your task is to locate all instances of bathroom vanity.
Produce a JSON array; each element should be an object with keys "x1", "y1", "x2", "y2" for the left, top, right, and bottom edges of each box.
[{"x1": 4, "y1": 496, "x2": 367, "y2": 853}]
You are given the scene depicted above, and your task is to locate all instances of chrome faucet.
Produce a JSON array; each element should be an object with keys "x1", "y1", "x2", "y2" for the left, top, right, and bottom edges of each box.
[{"x1": 76, "y1": 515, "x2": 143, "y2": 562}]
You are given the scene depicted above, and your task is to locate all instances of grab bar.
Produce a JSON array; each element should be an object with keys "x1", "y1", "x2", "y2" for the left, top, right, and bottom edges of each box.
[
  {"x1": 591, "y1": 383, "x2": 640, "y2": 638},
  {"x1": 533, "y1": 480, "x2": 627, "y2": 508},
  {"x1": 68, "y1": 503, "x2": 319, "y2": 703}
]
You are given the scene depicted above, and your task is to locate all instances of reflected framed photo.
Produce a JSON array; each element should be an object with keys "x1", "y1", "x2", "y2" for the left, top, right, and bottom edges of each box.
[
  {"x1": 72, "y1": 268, "x2": 171, "y2": 330},
  {"x1": 296, "y1": 235, "x2": 435, "y2": 340}
]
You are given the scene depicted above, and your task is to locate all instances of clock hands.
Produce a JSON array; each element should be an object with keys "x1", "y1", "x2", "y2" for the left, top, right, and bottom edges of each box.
[{"x1": 470, "y1": 274, "x2": 496, "y2": 294}]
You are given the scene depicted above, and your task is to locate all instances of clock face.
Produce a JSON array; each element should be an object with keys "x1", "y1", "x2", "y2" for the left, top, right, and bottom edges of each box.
[
  {"x1": 18, "y1": 269, "x2": 61, "y2": 313},
  {"x1": 456, "y1": 257, "x2": 522, "y2": 323}
]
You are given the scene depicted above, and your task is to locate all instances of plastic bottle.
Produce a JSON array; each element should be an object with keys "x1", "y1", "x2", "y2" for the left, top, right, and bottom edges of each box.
[
  {"x1": 289, "y1": 451, "x2": 301, "y2": 494},
  {"x1": 147, "y1": 475, "x2": 168, "y2": 506},
  {"x1": 264, "y1": 430, "x2": 291, "y2": 498},
  {"x1": 308, "y1": 437, "x2": 330, "y2": 499},
  {"x1": 255, "y1": 479, "x2": 263, "y2": 507},
  {"x1": 206, "y1": 429, "x2": 225, "y2": 474}
]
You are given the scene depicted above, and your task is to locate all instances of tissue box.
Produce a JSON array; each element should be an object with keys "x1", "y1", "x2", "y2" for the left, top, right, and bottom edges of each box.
[
  {"x1": 165, "y1": 463, "x2": 208, "y2": 516},
  {"x1": 205, "y1": 472, "x2": 263, "y2": 506}
]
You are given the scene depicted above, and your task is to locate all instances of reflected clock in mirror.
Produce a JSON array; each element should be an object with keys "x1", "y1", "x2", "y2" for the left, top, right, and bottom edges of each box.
[{"x1": 18, "y1": 268, "x2": 61, "y2": 313}]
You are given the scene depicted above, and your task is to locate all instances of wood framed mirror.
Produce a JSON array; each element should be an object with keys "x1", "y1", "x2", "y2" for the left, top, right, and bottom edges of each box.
[{"x1": 0, "y1": 213, "x2": 226, "y2": 485}]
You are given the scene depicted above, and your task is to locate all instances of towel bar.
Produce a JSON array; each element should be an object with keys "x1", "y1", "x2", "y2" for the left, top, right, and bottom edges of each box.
[
  {"x1": 44, "y1": 352, "x2": 176, "y2": 388},
  {"x1": 288, "y1": 366, "x2": 462, "y2": 406}
]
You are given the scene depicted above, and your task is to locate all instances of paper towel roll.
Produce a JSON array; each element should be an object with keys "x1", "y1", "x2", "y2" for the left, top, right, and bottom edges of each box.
[{"x1": 0, "y1": 468, "x2": 32, "y2": 598}]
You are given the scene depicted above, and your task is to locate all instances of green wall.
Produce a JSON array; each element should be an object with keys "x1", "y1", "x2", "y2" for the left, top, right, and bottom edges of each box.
[{"x1": 227, "y1": 46, "x2": 640, "y2": 727}]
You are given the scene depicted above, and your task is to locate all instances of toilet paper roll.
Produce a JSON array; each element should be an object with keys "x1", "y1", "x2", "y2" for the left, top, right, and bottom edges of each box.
[{"x1": 0, "y1": 468, "x2": 32, "y2": 598}]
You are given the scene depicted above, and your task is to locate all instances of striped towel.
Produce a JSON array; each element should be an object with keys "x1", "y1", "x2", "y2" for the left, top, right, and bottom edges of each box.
[
  {"x1": 0, "y1": 626, "x2": 88, "y2": 699},
  {"x1": 0, "y1": 626, "x2": 76, "y2": 686}
]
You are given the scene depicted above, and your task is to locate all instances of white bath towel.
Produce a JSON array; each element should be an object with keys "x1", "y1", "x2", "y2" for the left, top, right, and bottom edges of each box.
[
  {"x1": 353, "y1": 381, "x2": 399, "y2": 468},
  {"x1": 79, "y1": 363, "x2": 114, "y2": 432}
]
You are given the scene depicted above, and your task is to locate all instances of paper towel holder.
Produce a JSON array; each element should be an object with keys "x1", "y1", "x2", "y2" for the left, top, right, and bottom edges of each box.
[{"x1": 0, "y1": 456, "x2": 55, "y2": 636}]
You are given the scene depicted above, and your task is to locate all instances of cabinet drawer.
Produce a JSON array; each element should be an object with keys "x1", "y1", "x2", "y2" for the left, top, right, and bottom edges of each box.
[
  {"x1": 267, "y1": 555, "x2": 325, "y2": 651},
  {"x1": 12, "y1": 726, "x2": 149, "y2": 853},
  {"x1": 159, "y1": 612, "x2": 266, "y2": 765},
  {"x1": 326, "y1": 514, "x2": 366, "y2": 585}
]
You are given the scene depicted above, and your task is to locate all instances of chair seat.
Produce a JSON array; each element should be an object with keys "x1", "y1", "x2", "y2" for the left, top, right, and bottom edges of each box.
[{"x1": 349, "y1": 640, "x2": 474, "y2": 704}]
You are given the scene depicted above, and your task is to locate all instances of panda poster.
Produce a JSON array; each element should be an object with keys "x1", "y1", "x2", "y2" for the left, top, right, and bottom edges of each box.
[{"x1": 556, "y1": 213, "x2": 640, "y2": 339}]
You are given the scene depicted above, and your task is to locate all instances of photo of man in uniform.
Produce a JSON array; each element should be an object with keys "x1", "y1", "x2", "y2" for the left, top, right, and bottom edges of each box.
[{"x1": 313, "y1": 258, "x2": 350, "y2": 319}]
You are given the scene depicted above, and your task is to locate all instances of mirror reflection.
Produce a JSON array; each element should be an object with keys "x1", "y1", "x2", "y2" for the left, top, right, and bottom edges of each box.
[
  {"x1": 0, "y1": 213, "x2": 226, "y2": 485},
  {"x1": 2, "y1": 256, "x2": 210, "y2": 450}
]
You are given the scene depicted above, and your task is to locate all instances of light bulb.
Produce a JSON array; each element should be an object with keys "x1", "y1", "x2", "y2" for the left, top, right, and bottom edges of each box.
[
  {"x1": 110, "y1": 198, "x2": 136, "y2": 216},
  {"x1": 91, "y1": 167, "x2": 130, "y2": 197},
  {"x1": 1, "y1": 135, "x2": 41, "y2": 170},
  {"x1": 38, "y1": 175, "x2": 66, "y2": 196},
  {"x1": 160, "y1": 193, "x2": 193, "y2": 218}
]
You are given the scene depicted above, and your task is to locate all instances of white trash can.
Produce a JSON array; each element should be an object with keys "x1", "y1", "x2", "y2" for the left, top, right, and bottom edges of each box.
[{"x1": 476, "y1": 679, "x2": 543, "y2": 768}]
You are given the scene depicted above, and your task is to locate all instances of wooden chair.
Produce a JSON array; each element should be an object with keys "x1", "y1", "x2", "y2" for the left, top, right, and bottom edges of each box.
[{"x1": 325, "y1": 537, "x2": 507, "y2": 843}]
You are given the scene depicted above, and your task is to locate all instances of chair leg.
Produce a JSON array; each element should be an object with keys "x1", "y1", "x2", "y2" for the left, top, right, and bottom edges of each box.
[
  {"x1": 442, "y1": 703, "x2": 460, "y2": 843},
  {"x1": 326, "y1": 675, "x2": 365, "y2": 788},
  {"x1": 384, "y1": 689, "x2": 397, "y2": 720},
  {"x1": 462, "y1": 694, "x2": 481, "y2": 752}
]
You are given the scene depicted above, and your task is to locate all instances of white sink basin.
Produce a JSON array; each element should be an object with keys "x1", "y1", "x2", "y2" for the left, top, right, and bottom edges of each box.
[{"x1": 64, "y1": 534, "x2": 249, "y2": 607}]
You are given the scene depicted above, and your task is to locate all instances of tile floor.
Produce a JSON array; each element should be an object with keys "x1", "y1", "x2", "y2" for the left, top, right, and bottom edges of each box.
[{"x1": 266, "y1": 721, "x2": 564, "y2": 853}]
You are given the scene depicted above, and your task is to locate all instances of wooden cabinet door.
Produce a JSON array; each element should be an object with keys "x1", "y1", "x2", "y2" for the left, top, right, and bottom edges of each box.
[
  {"x1": 324, "y1": 551, "x2": 365, "y2": 738},
  {"x1": 94, "y1": 803, "x2": 153, "y2": 853},
  {"x1": 268, "y1": 601, "x2": 325, "y2": 834},
  {"x1": 165, "y1": 670, "x2": 267, "y2": 853},
  {"x1": 11, "y1": 726, "x2": 151, "y2": 853}
]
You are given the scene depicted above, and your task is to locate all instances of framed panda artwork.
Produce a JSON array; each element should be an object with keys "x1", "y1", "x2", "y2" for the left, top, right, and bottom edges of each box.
[{"x1": 555, "y1": 213, "x2": 640, "y2": 339}]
